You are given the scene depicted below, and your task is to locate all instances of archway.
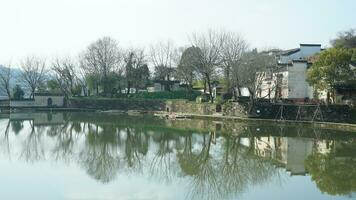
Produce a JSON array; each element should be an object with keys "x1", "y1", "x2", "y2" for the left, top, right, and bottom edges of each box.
[{"x1": 47, "y1": 97, "x2": 53, "y2": 107}]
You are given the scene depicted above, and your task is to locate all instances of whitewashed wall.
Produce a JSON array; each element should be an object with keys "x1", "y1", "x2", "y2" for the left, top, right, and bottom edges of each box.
[
  {"x1": 10, "y1": 96, "x2": 64, "y2": 107},
  {"x1": 286, "y1": 138, "x2": 313, "y2": 175},
  {"x1": 258, "y1": 71, "x2": 288, "y2": 99},
  {"x1": 287, "y1": 62, "x2": 313, "y2": 99}
]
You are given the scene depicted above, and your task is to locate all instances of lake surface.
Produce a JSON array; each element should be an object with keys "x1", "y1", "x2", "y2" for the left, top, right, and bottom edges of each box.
[{"x1": 0, "y1": 112, "x2": 355, "y2": 200}]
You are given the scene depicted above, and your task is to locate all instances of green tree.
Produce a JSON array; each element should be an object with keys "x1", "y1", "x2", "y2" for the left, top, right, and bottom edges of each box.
[
  {"x1": 13, "y1": 84, "x2": 25, "y2": 100},
  {"x1": 123, "y1": 50, "x2": 148, "y2": 94},
  {"x1": 47, "y1": 79, "x2": 61, "y2": 93},
  {"x1": 307, "y1": 48, "x2": 354, "y2": 103},
  {"x1": 305, "y1": 152, "x2": 356, "y2": 195},
  {"x1": 0, "y1": 65, "x2": 12, "y2": 98},
  {"x1": 133, "y1": 64, "x2": 150, "y2": 91},
  {"x1": 177, "y1": 46, "x2": 201, "y2": 93},
  {"x1": 86, "y1": 73, "x2": 101, "y2": 95},
  {"x1": 103, "y1": 72, "x2": 120, "y2": 96}
]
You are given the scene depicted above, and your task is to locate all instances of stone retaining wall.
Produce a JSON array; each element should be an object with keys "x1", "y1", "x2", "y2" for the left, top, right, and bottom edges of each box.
[
  {"x1": 69, "y1": 98, "x2": 166, "y2": 111},
  {"x1": 166, "y1": 100, "x2": 353, "y2": 123},
  {"x1": 222, "y1": 102, "x2": 249, "y2": 118},
  {"x1": 68, "y1": 98, "x2": 354, "y2": 123},
  {"x1": 0, "y1": 100, "x2": 9, "y2": 108},
  {"x1": 252, "y1": 104, "x2": 352, "y2": 123},
  {"x1": 165, "y1": 100, "x2": 216, "y2": 115}
]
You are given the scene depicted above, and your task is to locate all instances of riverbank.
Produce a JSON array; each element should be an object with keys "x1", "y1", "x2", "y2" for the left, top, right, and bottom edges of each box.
[
  {"x1": 4, "y1": 97, "x2": 356, "y2": 132},
  {"x1": 67, "y1": 97, "x2": 356, "y2": 128},
  {"x1": 154, "y1": 111, "x2": 356, "y2": 132}
]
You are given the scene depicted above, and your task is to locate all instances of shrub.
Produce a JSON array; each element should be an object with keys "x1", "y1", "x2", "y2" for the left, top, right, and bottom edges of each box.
[
  {"x1": 130, "y1": 90, "x2": 201, "y2": 100},
  {"x1": 215, "y1": 96, "x2": 224, "y2": 104},
  {"x1": 196, "y1": 94, "x2": 211, "y2": 103},
  {"x1": 222, "y1": 92, "x2": 233, "y2": 100},
  {"x1": 13, "y1": 85, "x2": 24, "y2": 100}
]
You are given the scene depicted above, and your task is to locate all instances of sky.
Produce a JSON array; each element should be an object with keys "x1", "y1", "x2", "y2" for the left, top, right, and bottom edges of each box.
[{"x1": 0, "y1": 0, "x2": 355, "y2": 64}]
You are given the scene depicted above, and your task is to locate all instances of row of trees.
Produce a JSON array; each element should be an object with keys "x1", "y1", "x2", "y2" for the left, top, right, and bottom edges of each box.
[
  {"x1": 178, "y1": 31, "x2": 274, "y2": 103},
  {"x1": 0, "y1": 30, "x2": 274, "y2": 103}
]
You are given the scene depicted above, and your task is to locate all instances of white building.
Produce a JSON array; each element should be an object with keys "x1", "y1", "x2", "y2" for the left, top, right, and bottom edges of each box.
[
  {"x1": 10, "y1": 93, "x2": 64, "y2": 108},
  {"x1": 253, "y1": 136, "x2": 314, "y2": 175},
  {"x1": 258, "y1": 44, "x2": 322, "y2": 102},
  {"x1": 152, "y1": 80, "x2": 180, "y2": 92}
]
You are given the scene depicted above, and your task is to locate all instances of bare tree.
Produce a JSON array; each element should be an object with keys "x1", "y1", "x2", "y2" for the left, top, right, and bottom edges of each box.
[
  {"x1": 150, "y1": 41, "x2": 178, "y2": 84},
  {"x1": 190, "y1": 30, "x2": 223, "y2": 102},
  {"x1": 76, "y1": 63, "x2": 89, "y2": 96},
  {"x1": 20, "y1": 56, "x2": 47, "y2": 99},
  {"x1": 220, "y1": 31, "x2": 248, "y2": 95},
  {"x1": 0, "y1": 64, "x2": 12, "y2": 98},
  {"x1": 80, "y1": 37, "x2": 122, "y2": 96},
  {"x1": 238, "y1": 49, "x2": 274, "y2": 110},
  {"x1": 52, "y1": 57, "x2": 78, "y2": 98}
]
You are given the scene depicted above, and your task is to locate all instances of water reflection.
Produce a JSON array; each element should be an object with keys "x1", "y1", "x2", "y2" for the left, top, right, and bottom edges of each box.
[{"x1": 0, "y1": 112, "x2": 356, "y2": 199}]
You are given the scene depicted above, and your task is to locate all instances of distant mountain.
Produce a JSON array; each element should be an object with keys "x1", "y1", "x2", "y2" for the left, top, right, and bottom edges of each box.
[{"x1": 0, "y1": 65, "x2": 27, "y2": 97}]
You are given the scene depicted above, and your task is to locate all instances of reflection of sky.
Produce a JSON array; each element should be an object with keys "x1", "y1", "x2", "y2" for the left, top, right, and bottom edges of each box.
[
  {"x1": 0, "y1": 118, "x2": 353, "y2": 200},
  {"x1": 0, "y1": 159, "x2": 187, "y2": 200}
]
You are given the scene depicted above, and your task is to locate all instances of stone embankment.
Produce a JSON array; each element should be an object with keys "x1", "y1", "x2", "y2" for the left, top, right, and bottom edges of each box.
[
  {"x1": 68, "y1": 98, "x2": 355, "y2": 124},
  {"x1": 69, "y1": 98, "x2": 166, "y2": 111}
]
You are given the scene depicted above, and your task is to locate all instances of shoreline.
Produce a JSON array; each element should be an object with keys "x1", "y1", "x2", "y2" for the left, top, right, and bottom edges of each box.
[
  {"x1": 2, "y1": 107, "x2": 356, "y2": 132},
  {"x1": 154, "y1": 111, "x2": 356, "y2": 132}
]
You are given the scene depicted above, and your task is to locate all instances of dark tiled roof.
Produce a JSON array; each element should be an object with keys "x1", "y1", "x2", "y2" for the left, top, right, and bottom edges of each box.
[
  {"x1": 292, "y1": 59, "x2": 308, "y2": 63},
  {"x1": 154, "y1": 80, "x2": 180, "y2": 84},
  {"x1": 34, "y1": 92, "x2": 64, "y2": 96},
  {"x1": 278, "y1": 48, "x2": 300, "y2": 56},
  {"x1": 300, "y1": 44, "x2": 321, "y2": 47}
]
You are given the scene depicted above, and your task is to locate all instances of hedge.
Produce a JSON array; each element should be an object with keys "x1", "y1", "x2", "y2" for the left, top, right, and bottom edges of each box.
[{"x1": 129, "y1": 90, "x2": 201, "y2": 101}]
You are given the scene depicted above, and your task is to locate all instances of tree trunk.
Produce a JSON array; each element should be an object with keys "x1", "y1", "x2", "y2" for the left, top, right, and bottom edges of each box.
[
  {"x1": 332, "y1": 89, "x2": 336, "y2": 103},
  {"x1": 234, "y1": 77, "x2": 241, "y2": 101},
  {"x1": 225, "y1": 66, "x2": 231, "y2": 93},
  {"x1": 248, "y1": 88, "x2": 255, "y2": 114},
  {"x1": 186, "y1": 84, "x2": 192, "y2": 100},
  {"x1": 6, "y1": 88, "x2": 10, "y2": 99},
  {"x1": 206, "y1": 74, "x2": 214, "y2": 103},
  {"x1": 203, "y1": 80, "x2": 207, "y2": 94},
  {"x1": 127, "y1": 82, "x2": 131, "y2": 95},
  {"x1": 235, "y1": 85, "x2": 242, "y2": 100},
  {"x1": 31, "y1": 88, "x2": 35, "y2": 99},
  {"x1": 103, "y1": 68, "x2": 108, "y2": 96}
]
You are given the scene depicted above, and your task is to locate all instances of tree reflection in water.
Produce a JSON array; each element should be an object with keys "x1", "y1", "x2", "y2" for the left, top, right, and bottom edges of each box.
[
  {"x1": 149, "y1": 132, "x2": 180, "y2": 183},
  {"x1": 124, "y1": 127, "x2": 148, "y2": 172},
  {"x1": 0, "y1": 119, "x2": 11, "y2": 159},
  {"x1": 183, "y1": 132, "x2": 283, "y2": 200},
  {"x1": 78, "y1": 123, "x2": 121, "y2": 183},
  {"x1": 21, "y1": 120, "x2": 46, "y2": 163},
  {"x1": 1, "y1": 112, "x2": 356, "y2": 199},
  {"x1": 48, "y1": 120, "x2": 79, "y2": 162},
  {"x1": 305, "y1": 139, "x2": 356, "y2": 196}
]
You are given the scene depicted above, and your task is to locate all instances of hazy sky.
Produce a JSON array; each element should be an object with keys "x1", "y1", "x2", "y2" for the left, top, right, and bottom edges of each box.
[{"x1": 0, "y1": 0, "x2": 355, "y2": 64}]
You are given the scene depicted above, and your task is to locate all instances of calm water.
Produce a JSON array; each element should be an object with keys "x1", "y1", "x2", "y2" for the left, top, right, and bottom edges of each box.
[{"x1": 0, "y1": 112, "x2": 355, "y2": 200}]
